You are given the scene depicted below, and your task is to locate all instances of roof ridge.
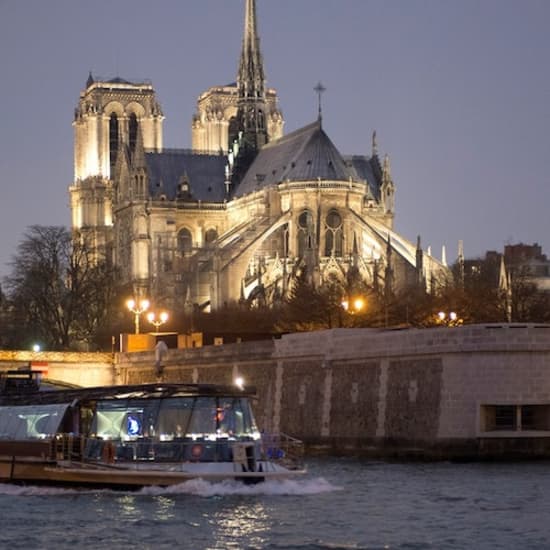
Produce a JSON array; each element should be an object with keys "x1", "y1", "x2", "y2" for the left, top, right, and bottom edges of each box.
[{"x1": 264, "y1": 119, "x2": 321, "y2": 149}]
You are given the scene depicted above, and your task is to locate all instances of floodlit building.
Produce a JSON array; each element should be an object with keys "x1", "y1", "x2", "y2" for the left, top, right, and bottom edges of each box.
[{"x1": 69, "y1": 0, "x2": 448, "y2": 312}]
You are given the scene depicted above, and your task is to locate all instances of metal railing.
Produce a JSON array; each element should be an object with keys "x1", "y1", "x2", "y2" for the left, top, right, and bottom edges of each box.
[
  {"x1": 261, "y1": 432, "x2": 305, "y2": 470},
  {"x1": 51, "y1": 433, "x2": 304, "y2": 471}
]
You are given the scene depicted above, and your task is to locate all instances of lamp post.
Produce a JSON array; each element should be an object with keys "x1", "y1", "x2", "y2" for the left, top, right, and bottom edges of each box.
[
  {"x1": 126, "y1": 298, "x2": 150, "y2": 334},
  {"x1": 341, "y1": 297, "x2": 365, "y2": 314},
  {"x1": 341, "y1": 296, "x2": 366, "y2": 327},
  {"x1": 147, "y1": 311, "x2": 169, "y2": 333},
  {"x1": 437, "y1": 311, "x2": 462, "y2": 327}
]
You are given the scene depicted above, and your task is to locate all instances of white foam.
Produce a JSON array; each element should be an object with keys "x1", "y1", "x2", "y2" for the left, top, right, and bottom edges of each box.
[{"x1": 139, "y1": 476, "x2": 341, "y2": 497}]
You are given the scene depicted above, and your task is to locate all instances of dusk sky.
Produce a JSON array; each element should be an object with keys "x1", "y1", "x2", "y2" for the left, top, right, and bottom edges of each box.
[{"x1": 0, "y1": 0, "x2": 548, "y2": 279}]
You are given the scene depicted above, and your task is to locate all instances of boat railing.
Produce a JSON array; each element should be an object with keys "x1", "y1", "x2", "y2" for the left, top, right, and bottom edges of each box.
[
  {"x1": 51, "y1": 432, "x2": 304, "y2": 470},
  {"x1": 261, "y1": 432, "x2": 305, "y2": 471}
]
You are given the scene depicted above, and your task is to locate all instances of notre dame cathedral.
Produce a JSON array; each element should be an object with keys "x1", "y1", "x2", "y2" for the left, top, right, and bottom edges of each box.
[{"x1": 69, "y1": 0, "x2": 447, "y2": 312}]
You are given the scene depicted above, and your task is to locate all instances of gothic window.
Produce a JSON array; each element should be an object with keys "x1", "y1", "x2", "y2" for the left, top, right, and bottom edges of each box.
[
  {"x1": 177, "y1": 228, "x2": 193, "y2": 256},
  {"x1": 109, "y1": 113, "x2": 119, "y2": 173},
  {"x1": 129, "y1": 113, "x2": 138, "y2": 154},
  {"x1": 297, "y1": 210, "x2": 313, "y2": 257},
  {"x1": 258, "y1": 109, "x2": 265, "y2": 130},
  {"x1": 205, "y1": 228, "x2": 218, "y2": 245},
  {"x1": 324, "y1": 210, "x2": 343, "y2": 257}
]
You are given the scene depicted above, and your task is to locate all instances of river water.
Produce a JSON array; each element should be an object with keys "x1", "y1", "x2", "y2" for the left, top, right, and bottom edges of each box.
[{"x1": 1, "y1": 458, "x2": 550, "y2": 549}]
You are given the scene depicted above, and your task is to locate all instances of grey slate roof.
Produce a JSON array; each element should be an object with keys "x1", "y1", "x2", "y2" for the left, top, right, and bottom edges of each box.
[
  {"x1": 145, "y1": 150, "x2": 227, "y2": 202},
  {"x1": 234, "y1": 119, "x2": 381, "y2": 198}
]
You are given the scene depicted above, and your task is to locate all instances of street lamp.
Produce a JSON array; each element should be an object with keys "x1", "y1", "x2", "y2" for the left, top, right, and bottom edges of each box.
[
  {"x1": 126, "y1": 298, "x2": 150, "y2": 334},
  {"x1": 437, "y1": 311, "x2": 462, "y2": 327},
  {"x1": 147, "y1": 311, "x2": 169, "y2": 333},
  {"x1": 341, "y1": 296, "x2": 365, "y2": 314}
]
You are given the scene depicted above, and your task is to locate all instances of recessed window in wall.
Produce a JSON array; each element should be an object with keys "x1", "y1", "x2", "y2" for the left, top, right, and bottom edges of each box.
[
  {"x1": 109, "y1": 113, "x2": 119, "y2": 172},
  {"x1": 297, "y1": 210, "x2": 313, "y2": 257},
  {"x1": 480, "y1": 404, "x2": 550, "y2": 433},
  {"x1": 324, "y1": 210, "x2": 343, "y2": 257},
  {"x1": 177, "y1": 228, "x2": 193, "y2": 256},
  {"x1": 129, "y1": 113, "x2": 138, "y2": 154},
  {"x1": 205, "y1": 228, "x2": 218, "y2": 245}
]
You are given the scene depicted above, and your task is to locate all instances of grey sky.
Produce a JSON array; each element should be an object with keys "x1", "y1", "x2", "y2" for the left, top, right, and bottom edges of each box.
[{"x1": 0, "y1": 0, "x2": 548, "y2": 278}]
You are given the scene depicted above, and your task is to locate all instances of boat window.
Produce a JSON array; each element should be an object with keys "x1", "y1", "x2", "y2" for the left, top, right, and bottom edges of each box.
[
  {"x1": 0, "y1": 403, "x2": 70, "y2": 440},
  {"x1": 93, "y1": 399, "x2": 161, "y2": 441},
  {"x1": 90, "y1": 396, "x2": 260, "y2": 443}
]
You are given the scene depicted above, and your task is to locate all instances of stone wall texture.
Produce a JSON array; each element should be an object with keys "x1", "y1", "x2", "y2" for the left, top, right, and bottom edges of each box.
[{"x1": 3, "y1": 324, "x2": 550, "y2": 458}]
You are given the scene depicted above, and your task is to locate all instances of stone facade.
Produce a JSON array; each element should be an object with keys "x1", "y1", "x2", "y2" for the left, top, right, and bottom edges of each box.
[{"x1": 68, "y1": 0, "x2": 448, "y2": 312}]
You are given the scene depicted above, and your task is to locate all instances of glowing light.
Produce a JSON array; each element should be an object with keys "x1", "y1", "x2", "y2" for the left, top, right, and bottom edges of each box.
[
  {"x1": 32, "y1": 344, "x2": 41, "y2": 352},
  {"x1": 235, "y1": 377, "x2": 245, "y2": 390},
  {"x1": 437, "y1": 311, "x2": 462, "y2": 327},
  {"x1": 342, "y1": 296, "x2": 365, "y2": 314},
  {"x1": 127, "y1": 298, "x2": 150, "y2": 334},
  {"x1": 147, "y1": 310, "x2": 169, "y2": 332}
]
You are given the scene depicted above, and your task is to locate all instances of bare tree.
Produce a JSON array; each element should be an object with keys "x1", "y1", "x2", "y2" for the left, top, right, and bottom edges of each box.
[{"x1": 3, "y1": 225, "x2": 120, "y2": 350}]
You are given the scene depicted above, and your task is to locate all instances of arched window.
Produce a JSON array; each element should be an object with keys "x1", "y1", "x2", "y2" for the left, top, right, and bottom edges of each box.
[
  {"x1": 177, "y1": 228, "x2": 193, "y2": 256},
  {"x1": 109, "y1": 113, "x2": 119, "y2": 172},
  {"x1": 129, "y1": 113, "x2": 138, "y2": 154},
  {"x1": 324, "y1": 210, "x2": 343, "y2": 257},
  {"x1": 205, "y1": 228, "x2": 218, "y2": 245},
  {"x1": 297, "y1": 210, "x2": 313, "y2": 257}
]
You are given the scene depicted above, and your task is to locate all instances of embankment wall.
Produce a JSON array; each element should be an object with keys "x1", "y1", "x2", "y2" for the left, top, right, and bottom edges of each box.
[{"x1": 2, "y1": 324, "x2": 550, "y2": 458}]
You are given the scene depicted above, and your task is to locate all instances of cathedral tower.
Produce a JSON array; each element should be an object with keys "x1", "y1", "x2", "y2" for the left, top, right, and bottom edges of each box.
[{"x1": 70, "y1": 75, "x2": 164, "y2": 259}]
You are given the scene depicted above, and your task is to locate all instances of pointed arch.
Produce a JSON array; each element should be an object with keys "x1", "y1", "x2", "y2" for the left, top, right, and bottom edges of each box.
[
  {"x1": 205, "y1": 228, "x2": 218, "y2": 245},
  {"x1": 177, "y1": 228, "x2": 193, "y2": 256},
  {"x1": 297, "y1": 209, "x2": 313, "y2": 257},
  {"x1": 324, "y1": 209, "x2": 343, "y2": 257},
  {"x1": 109, "y1": 113, "x2": 119, "y2": 172},
  {"x1": 129, "y1": 113, "x2": 138, "y2": 154}
]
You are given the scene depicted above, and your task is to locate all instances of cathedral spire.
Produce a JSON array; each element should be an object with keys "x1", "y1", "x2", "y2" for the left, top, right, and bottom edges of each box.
[
  {"x1": 238, "y1": 0, "x2": 264, "y2": 91},
  {"x1": 233, "y1": 0, "x2": 268, "y2": 184}
]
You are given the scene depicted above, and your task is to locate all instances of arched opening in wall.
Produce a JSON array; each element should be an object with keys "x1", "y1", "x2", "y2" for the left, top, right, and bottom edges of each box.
[
  {"x1": 109, "y1": 113, "x2": 119, "y2": 173},
  {"x1": 325, "y1": 209, "x2": 343, "y2": 257},
  {"x1": 129, "y1": 113, "x2": 138, "y2": 154},
  {"x1": 258, "y1": 109, "x2": 265, "y2": 130},
  {"x1": 177, "y1": 228, "x2": 193, "y2": 257},
  {"x1": 297, "y1": 210, "x2": 313, "y2": 257},
  {"x1": 205, "y1": 228, "x2": 218, "y2": 246}
]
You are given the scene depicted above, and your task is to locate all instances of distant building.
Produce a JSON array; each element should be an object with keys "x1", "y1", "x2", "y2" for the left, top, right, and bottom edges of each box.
[
  {"x1": 504, "y1": 243, "x2": 550, "y2": 292},
  {"x1": 69, "y1": 0, "x2": 448, "y2": 311},
  {"x1": 464, "y1": 243, "x2": 550, "y2": 292}
]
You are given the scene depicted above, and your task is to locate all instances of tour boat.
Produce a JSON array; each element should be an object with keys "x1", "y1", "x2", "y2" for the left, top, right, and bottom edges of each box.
[{"x1": 0, "y1": 370, "x2": 305, "y2": 489}]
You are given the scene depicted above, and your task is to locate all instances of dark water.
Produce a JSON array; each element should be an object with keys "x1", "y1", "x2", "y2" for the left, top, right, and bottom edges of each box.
[{"x1": 1, "y1": 458, "x2": 550, "y2": 549}]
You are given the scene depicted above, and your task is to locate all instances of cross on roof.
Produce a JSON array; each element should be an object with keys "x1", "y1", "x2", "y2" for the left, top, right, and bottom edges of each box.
[{"x1": 314, "y1": 81, "x2": 326, "y2": 121}]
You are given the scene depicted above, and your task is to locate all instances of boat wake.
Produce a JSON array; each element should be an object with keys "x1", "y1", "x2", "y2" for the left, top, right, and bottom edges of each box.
[
  {"x1": 140, "y1": 476, "x2": 341, "y2": 496},
  {"x1": 0, "y1": 477, "x2": 341, "y2": 497}
]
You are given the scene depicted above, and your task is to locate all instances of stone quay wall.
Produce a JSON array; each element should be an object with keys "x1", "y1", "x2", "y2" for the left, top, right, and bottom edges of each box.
[{"x1": 2, "y1": 324, "x2": 550, "y2": 459}]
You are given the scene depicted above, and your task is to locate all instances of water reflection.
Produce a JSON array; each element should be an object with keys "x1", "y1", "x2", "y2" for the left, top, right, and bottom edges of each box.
[
  {"x1": 116, "y1": 495, "x2": 141, "y2": 521},
  {"x1": 209, "y1": 502, "x2": 270, "y2": 549},
  {"x1": 152, "y1": 495, "x2": 176, "y2": 521}
]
